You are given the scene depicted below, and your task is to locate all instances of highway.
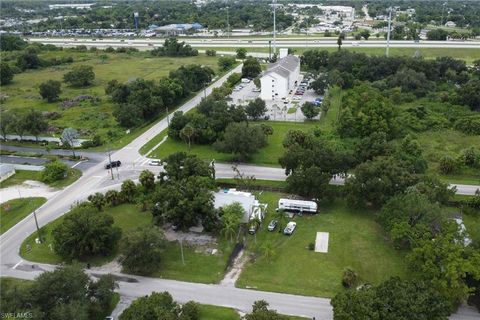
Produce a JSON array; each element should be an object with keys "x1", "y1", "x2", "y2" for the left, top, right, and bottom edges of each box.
[{"x1": 27, "y1": 37, "x2": 480, "y2": 50}]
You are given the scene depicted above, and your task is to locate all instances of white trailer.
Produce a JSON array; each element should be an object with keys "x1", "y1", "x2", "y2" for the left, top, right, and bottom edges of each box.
[{"x1": 277, "y1": 198, "x2": 317, "y2": 214}]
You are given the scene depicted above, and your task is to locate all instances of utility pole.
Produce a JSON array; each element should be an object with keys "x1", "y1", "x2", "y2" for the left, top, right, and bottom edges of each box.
[
  {"x1": 226, "y1": 6, "x2": 230, "y2": 38},
  {"x1": 166, "y1": 105, "x2": 170, "y2": 126},
  {"x1": 32, "y1": 201, "x2": 42, "y2": 243},
  {"x1": 386, "y1": 7, "x2": 392, "y2": 57},
  {"x1": 180, "y1": 239, "x2": 185, "y2": 265},
  {"x1": 273, "y1": 0, "x2": 277, "y2": 54},
  {"x1": 108, "y1": 149, "x2": 114, "y2": 180}
]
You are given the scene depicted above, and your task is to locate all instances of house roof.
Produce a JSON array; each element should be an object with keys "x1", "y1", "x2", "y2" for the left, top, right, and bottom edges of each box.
[
  {"x1": 263, "y1": 55, "x2": 299, "y2": 79},
  {"x1": 214, "y1": 189, "x2": 259, "y2": 223}
]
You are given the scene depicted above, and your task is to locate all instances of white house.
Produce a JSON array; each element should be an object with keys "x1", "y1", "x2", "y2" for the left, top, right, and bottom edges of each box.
[
  {"x1": 214, "y1": 189, "x2": 267, "y2": 223},
  {"x1": 260, "y1": 53, "x2": 300, "y2": 101},
  {"x1": 445, "y1": 21, "x2": 457, "y2": 28}
]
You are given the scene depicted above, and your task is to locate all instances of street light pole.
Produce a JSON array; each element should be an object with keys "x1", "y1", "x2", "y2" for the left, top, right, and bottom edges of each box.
[
  {"x1": 273, "y1": 0, "x2": 277, "y2": 55},
  {"x1": 386, "y1": 7, "x2": 392, "y2": 57},
  {"x1": 108, "y1": 149, "x2": 114, "y2": 180},
  {"x1": 32, "y1": 203, "x2": 42, "y2": 243}
]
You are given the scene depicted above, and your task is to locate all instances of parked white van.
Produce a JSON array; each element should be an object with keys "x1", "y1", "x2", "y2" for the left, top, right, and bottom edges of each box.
[{"x1": 277, "y1": 199, "x2": 317, "y2": 214}]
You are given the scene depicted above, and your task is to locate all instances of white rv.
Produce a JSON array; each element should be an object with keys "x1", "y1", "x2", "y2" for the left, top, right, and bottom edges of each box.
[{"x1": 277, "y1": 199, "x2": 317, "y2": 214}]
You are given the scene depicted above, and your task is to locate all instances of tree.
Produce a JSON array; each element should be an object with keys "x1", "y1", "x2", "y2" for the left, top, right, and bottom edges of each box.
[
  {"x1": 151, "y1": 37, "x2": 198, "y2": 57},
  {"x1": 120, "y1": 179, "x2": 137, "y2": 203},
  {"x1": 160, "y1": 152, "x2": 214, "y2": 182},
  {"x1": 42, "y1": 160, "x2": 68, "y2": 183},
  {"x1": 359, "y1": 29, "x2": 370, "y2": 40},
  {"x1": 345, "y1": 156, "x2": 416, "y2": 208},
  {"x1": 331, "y1": 277, "x2": 452, "y2": 320},
  {"x1": 120, "y1": 226, "x2": 165, "y2": 275},
  {"x1": 218, "y1": 56, "x2": 236, "y2": 71},
  {"x1": 0, "y1": 111, "x2": 14, "y2": 140},
  {"x1": 354, "y1": 132, "x2": 391, "y2": 163},
  {"x1": 342, "y1": 268, "x2": 358, "y2": 288},
  {"x1": 120, "y1": 291, "x2": 199, "y2": 320},
  {"x1": 395, "y1": 135, "x2": 428, "y2": 173},
  {"x1": 236, "y1": 47, "x2": 247, "y2": 59},
  {"x1": 52, "y1": 204, "x2": 121, "y2": 260},
  {"x1": 213, "y1": 122, "x2": 268, "y2": 160},
  {"x1": 205, "y1": 49, "x2": 216, "y2": 56},
  {"x1": 261, "y1": 241, "x2": 277, "y2": 262},
  {"x1": 63, "y1": 65, "x2": 95, "y2": 87},
  {"x1": 87, "y1": 192, "x2": 106, "y2": 211},
  {"x1": 180, "y1": 124, "x2": 196, "y2": 149},
  {"x1": 24, "y1": 109, "x2": 48, "y2": 141},
  {"x1": 220, "y1": 202, "x2": 245, "y2": 243},
  {"x1": 300, "y1": 102, "x2": 320, "y2": 119},
  {"x1": 427, "y1": 28, "x2": 449, "y2": 40},
  {"x1": 16, "y1": 49, "x2": 41, "y2": 70},
  {"x1": 245, "y1": 98, "x2": 267, "y2": 120},
  {"x1": 0, "y1": 62, "x2": 14, "y2": 85},
  {"x1": 439, "y1": 155, "x2": 457, "y2": 174},
  {"x1": 39, "y1": 80, "x2": 61, "y2": 102},
  {"x1": 337, "y1": 36, "x2": 343, "y2": 50},
  {"x1": 61, "y1": 128, "x2": 79, "y2": 157},
  {"x1": 139, "y1": 170, "x2": 155, "y2": 191},
  {"x1": 457, "y1": 79, "x2": 480, "y2": 111},
  {"x1": 105, "y1": 190, "x2": 121, "y2": 207},
  {"x1": 0, "y1": 34, "x2": 27, "y2": 51},
  {"x1": 242, "y1": 57, "x2": 262, "y2": 78},
  {"x1": 244, "y1": 300, "x2": 287, "y2": 320}
]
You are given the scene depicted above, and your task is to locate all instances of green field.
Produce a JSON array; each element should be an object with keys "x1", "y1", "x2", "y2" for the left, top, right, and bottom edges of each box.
[
  {"x1": 196, "y1": 46, "x2": 480, "y2": 64},
  {"x1": 0, "y1": 197, "x2": 46, "y2": 234},
  {"x1": 0, "y1": 168, "x2": 82, "y2": 189},
  {"x1": 237, "y1": 192, "x2": 409, "y2": 298},
  {"x1": 415, "y1": 130, "x2": 480, "y2": 185},
  {"x1": 198, "y1": 304, "x2": 240, "y2": 320},
  {"x1": 0, "y1": 51, "x2": 221, "y2": 149},
  {"x1": 148, "y1": 121, "x2": 319, "y2": 166},
  {"x1": 20, "y1": 203, "x2": 232, "y2": 283}
]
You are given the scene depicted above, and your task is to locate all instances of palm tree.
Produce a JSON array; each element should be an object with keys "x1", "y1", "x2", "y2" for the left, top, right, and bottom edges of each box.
[
  {"x1": 180, "y1": 124, "x2": 195, "y2": 149},
  {"x1": 249, "y1": 216, "x2": 262, "y2": 245},
  {"x1": 221, "y1": 220, "x2": 237, "y2": 243},
  {"x1": 274, "y1": 209, "x2": 288, "y2": 231}
]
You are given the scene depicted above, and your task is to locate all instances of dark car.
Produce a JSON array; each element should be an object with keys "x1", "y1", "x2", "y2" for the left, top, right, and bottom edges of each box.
[{"x1": 105, "y1": 160, "x2": 121, "y2": 169}]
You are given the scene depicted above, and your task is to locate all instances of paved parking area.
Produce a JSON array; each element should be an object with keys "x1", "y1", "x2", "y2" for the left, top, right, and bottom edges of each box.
[{"x1": 228, "y1": 75, "x2": 323, "y2": 122}]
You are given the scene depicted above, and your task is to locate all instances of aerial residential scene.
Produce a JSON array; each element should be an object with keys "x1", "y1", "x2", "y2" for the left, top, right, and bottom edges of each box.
[{"x1": 0, "y1": 0, "x2": 479, "y2": 319}]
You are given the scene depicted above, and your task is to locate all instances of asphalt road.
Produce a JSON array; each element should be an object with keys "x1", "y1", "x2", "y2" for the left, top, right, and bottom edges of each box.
[{"x1": 28, "y1": 37, "x2": 480, "y2": 50}]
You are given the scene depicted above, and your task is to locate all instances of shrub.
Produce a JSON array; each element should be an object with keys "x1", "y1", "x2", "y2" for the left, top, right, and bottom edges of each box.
[
  {"x1": 439, "y1": 155, "x2": 457, "y2": 174},
  {"x1": 342, "y1": 267, "x2": 358, "y2": 288},
  {"x1": 308, "y1": 242, "x2": 315, "y2": 250},
  {"x1": 42, "y1": 160, "x2": 68, "y2": 183}
]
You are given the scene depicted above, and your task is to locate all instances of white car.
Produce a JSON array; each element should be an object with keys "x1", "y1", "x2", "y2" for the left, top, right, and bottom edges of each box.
[
  {"x1": 283, "y1": 221, "x2": 297, "y2": 235},
  {"x1": 148, "y1": 160, "x2": 162, "y2": 166},
  {"x1": 241, "y1": 78, "x2": 251, "y2": 83}
]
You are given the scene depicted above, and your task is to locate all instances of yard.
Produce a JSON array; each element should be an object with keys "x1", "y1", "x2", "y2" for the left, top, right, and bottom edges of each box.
[
  {"x1": 20, "y1": 203, "x2": 233, "y2": 284},
  {"x1": 148, "y1": 121, "x2": 319, "y2": 166},
  {"x1": 236, "y1": 192, "x2": 409, "y2": 298},
  {"x1": 0, "y1": 197, "x2": 46, "y2": 234},
  {"x1": 0, "y1": 51, "x2": 221, "y2": 150}
]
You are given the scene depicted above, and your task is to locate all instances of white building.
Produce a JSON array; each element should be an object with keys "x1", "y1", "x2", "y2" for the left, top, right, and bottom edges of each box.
[
  {"x1": 260, "y1": 53, "x2": 300, "y2": 101},
  {"x1": 214, "y1": 189, "x2": 267, "y2": 223},
  {"x1": 445, "y1": 21, "x2": 457, "y2": 28}
]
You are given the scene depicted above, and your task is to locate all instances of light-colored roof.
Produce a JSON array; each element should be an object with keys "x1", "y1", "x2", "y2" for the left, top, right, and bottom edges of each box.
[
  {"x1": 263, "y1": 55, "x2": 299, "y2": 79},
  {"x1": 214, "y1": 189, "x2": 258, "y2": 223}
]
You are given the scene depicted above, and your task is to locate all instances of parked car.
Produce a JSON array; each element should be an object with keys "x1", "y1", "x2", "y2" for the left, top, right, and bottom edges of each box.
[
  {"x1": 315, "y1": 97, "x2": 323, "y2": 102},
  {"x1": 241, "y1": 78, "x2": 251, "y2": 83},
  {"x1": 105, "y1": 160, "x2": 121, "y2": 169},
  {"x1": 252, "y1": 87, "x2": 261, "y2": 92},
  {"x1": 148, "y1": 160, "x2": 162, "y2": 166},
  {"x1": 283, "y1": 221, "x2": 297, "y2": 235},
  {"x1": 249, "y1": 223, "x2": 258, "y2": 234},
  {"x1": 293, "y1": 96, "x2": 302, "y2": 101},
  {"x1": 267, "y1": 220, "x2": 278, "y2": 231}
]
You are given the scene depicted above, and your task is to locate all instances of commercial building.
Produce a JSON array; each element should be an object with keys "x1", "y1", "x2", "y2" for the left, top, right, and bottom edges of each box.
[{"x1": 260, "y1": 50, "x2": 300, "y2": 101}]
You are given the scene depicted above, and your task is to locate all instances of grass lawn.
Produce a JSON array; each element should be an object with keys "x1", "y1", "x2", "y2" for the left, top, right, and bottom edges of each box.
[
  {"x1": 0, "y1": 51, "x2": 220, "y2": 148},
  {"x1": 236, "y1": 192, "x2": 409, "y2": 298},
  {"x1": 20, "y1": 203, "x2": 233, "y2": 283},
  {"x1": 414, "y1": 130, "x2": 480, "y2": 185},
  {"x1": 216, "y1": 178, "x2": 287, "y2": 189},
  {"x1": 319, "y1": 86, "x2": 342, "y2": 130},
  {"x1": 198, "y1": 304, "x2": 240, "y2": 320},
  {"x1": 148, "y1": 121, "x2": 318, "y2": 166},
  {"x1": 0, "y1": 197, "x2": 46, "y2": 235},
  {"x1": 0, "y1": 169, "x2": 82, "y2": 189}
]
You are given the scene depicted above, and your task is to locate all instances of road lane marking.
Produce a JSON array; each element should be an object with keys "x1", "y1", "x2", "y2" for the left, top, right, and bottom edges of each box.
[
  {"x1": 71, "y1": 161, "x2": 83, "y2": 168},
  {"x1": 13, "y1": 260, "x2": 23, "y2": 269}
]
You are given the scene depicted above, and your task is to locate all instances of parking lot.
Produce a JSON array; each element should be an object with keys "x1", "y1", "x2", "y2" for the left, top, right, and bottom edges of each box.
[{"x1": 228, "y1": 75, "x2": 323, "y2": 122}]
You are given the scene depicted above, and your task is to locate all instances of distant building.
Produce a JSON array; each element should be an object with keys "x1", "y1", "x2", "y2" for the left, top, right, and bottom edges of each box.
[
  {"x1": 49, "y1": 3, "x2": 94, "y2": 10},
  {"x1": 152, "y1": 23, "x2": 203, "y2": 36},
  {"x1": 214, "y1": 189, "x2": 267, "y2": 223},
  {"x1": 445, "y1": 21, "x2": 457, "y2": 28},
  {"x1": 260, "y1": 53, "x2": 300, "y2": 101}
]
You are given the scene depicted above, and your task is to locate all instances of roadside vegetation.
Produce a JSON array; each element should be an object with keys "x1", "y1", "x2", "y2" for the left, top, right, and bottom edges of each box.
[
  {"x1": 0, "y1": 166, "x2": 81, "y2": 189},
  {"x1": 0, "y1": 197, "x2": 46, "y2": 234}
]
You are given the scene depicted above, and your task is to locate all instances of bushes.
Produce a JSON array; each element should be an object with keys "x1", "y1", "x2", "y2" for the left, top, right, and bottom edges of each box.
[
  {"x1": 454, "y1": 116, "x2": 480, "y2": 135},
  {"x1": 342, "y1": 268, "x2": 358, "y2": 288},
  {"x1": 42, "y1": 160, "x2": 68, "y2": 183},
  {"x1": 151, "y1": 37, "x2": 198, "y2": 57},
  {"x1": 39, "y1": 80, "x2": 61, "y2": 102},
  {"x1": 63, "y1": 65, "x2": 95, "y2": 87},
  {"x1": 0, "y1": 62, "x2": 14, "y2": 85},
  {"x1": 205, "y1": 49, "x2": 216, "y2": 56},
  {"x1": 218, "y1": 56, "x2": 237, "y2": 71}
]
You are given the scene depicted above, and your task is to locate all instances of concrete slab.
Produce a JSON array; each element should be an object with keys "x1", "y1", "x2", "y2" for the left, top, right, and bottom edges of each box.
[{"x1": 315, "y1": 232, "x2": 329, "y2": 253}]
